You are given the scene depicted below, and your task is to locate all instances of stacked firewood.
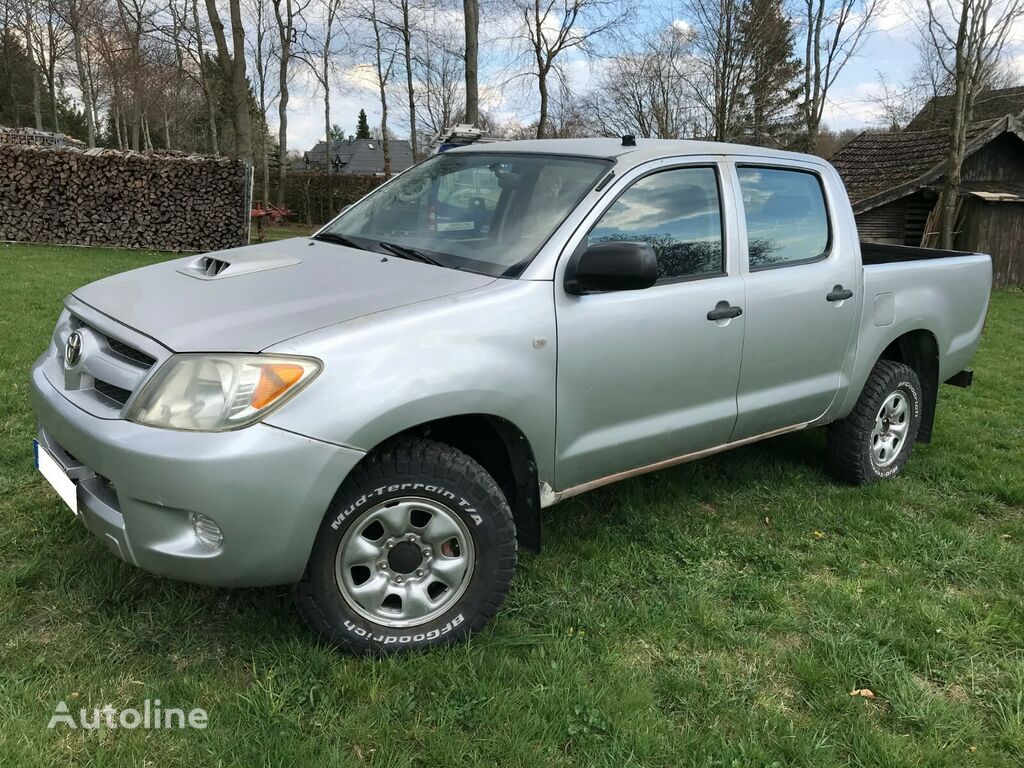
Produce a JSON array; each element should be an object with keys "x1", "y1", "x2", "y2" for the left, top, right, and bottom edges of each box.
[{"x1": 0, "y1": 145, "x2": 252, "y2": 252}]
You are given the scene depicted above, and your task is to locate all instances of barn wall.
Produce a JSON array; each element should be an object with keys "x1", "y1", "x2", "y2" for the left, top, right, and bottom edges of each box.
[
  {"x1": 962, "y1": 134, "x2": 1024, "y2": 183},
  {"x1": 855, "y1": 192, "x2": 938, "y2": 246},
  {"x1": 959, "y1": 200, "x2": 1024, "y2": 288},
  {"x1": 855, "y1": 200, "x2": 905, "y2": 244}
]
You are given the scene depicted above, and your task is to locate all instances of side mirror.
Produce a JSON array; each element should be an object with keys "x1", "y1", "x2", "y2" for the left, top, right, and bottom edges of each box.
[{"x1": 565, "y1": 241, "x2": 658, "y2": 295}]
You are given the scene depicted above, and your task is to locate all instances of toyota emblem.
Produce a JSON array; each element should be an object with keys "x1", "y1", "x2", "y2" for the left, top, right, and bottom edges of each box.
[{"x1": 64, "y1": 331, "x2": 84, "y2": 368}]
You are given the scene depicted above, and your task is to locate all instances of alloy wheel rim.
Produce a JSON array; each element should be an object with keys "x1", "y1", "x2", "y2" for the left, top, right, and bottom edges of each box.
[
  {"x1": 870, "y1": 387, "x2": 911, "y2": 468},
  {"x1": 335, "y1": 496, "x2": 475, "y2": 628}
]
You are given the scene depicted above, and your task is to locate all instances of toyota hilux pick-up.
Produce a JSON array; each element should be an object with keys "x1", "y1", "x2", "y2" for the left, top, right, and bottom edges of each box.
[{"x1": 31, "y1": 138, "x2": 992, "y2": 652}]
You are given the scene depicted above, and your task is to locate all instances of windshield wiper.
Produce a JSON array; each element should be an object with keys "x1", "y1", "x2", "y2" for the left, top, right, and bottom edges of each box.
[
  {"x1": 377, "y1": 241, "x2": 446, "y2": 267},
  {"x1": 313, "y1": 232, "x2": 368, "y2": 250}
]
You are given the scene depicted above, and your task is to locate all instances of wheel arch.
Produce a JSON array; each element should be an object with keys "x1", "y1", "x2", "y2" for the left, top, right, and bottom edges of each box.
[
  {"x1": 876, "y1": 329, "x2": 940, "y2": 443},
  {"x1": 358, "y1": 414, "x2": 542, "y2": 552}
]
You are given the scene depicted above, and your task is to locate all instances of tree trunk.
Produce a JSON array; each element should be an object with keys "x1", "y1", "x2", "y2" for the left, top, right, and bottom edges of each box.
[
  {"x1": 277, "y1": 62, "x2": 289, "y2": 205},
  {"x1": 193, "y1": 0, "x2": 220, "y2": 155},
  {"x1": 536, "y1": 70, "x2": 549, "y2": 138},
  {"x1": 22, "y1": 9, "x2": 44, "y2": 129},
  {"x1": 273, "y1": 0, "x2": 293, "y2": 205},
  {"x1": 463, "y1": 0, "x2": 479, "y2": 124},
  {"x1": 228, "y1": 0, "x2": 253, "y2": 164},
  {"x1": 46, "y1": 26, "x2": 59, "y2": 131},
  {"x1": 324, "y1": 56, "x2": 333, "y2": 214},
  {"x1": 206, "y1": 0, "x2": 252, "y2": 164},
  {"x1": 68, "y1": 0, "x2": 96, "y2": 147},
  {"x1": 938, "y1": 0, "x2": 972, "y2": 250},
  {"x1": 402, "y1": 1, "x2": 418, "y2": 160},
  {"x1": 379, "y1": 78, "x2": 391, "y2": 176}
]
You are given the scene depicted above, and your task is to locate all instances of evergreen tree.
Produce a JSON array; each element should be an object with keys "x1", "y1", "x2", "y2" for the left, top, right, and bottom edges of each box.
[
  {"x1": 355, "y1": 109, "x2": 371, "y2": 139},
  {"x1": 0, "y1": 31, "x2": 87, "y2": 138},
  {"x1": 738, "y1": 0, "x2": 801, "y2": 146},
  {"x1": 329, "y1": 123, "x2": 345, "y2": 142}
]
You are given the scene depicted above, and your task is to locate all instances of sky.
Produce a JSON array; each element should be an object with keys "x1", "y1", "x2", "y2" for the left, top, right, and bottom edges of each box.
[{"x1": 281, "y1": 1, "x2": 1024, "y2": 152}]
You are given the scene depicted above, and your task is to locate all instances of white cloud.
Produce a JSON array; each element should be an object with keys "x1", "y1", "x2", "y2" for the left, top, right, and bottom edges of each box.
[{"x1": 671, "y1": 18, "x2": 692, "y2": 36}]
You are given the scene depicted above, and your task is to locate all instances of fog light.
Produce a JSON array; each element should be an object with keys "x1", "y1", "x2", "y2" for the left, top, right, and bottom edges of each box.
[{"x1": 191, "y1": 513, "x2": 223, "y2": 549}]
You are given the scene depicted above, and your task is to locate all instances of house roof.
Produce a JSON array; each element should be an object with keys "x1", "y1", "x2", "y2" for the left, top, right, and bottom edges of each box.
[
  {"x1": 303, "y1": 138, "x2": 414, "y2": 174},
  {"x1": 829, "y1": 116, "x2": 1024, "y2": 213},
  {"x1": 906, "y1": 86, "x2": 1024, "y2": 131}
]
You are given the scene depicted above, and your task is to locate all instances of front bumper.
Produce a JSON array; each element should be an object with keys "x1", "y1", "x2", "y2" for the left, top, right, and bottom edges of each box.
[{"x1": 30, "y1": 354, "x2": 365, "y2": 587}]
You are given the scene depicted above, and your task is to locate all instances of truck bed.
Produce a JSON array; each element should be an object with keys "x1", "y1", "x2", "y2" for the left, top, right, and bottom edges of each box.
[
  {"x1": 860, "y1": 241, "x2": 977, "y2": 265},
  {"x1": 857, "y1": 242, "x2": 991, "y2": 387}
]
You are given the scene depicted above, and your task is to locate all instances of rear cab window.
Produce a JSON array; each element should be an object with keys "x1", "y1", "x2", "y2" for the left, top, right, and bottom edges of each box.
[{"x1": 736, "y1": 166, "x2": 831, "y2": 270}]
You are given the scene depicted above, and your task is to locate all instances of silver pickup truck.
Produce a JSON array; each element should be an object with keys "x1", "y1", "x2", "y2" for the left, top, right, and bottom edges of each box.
[{"x1": 31, "y1": 138, "x2": 991, "y2": 652}]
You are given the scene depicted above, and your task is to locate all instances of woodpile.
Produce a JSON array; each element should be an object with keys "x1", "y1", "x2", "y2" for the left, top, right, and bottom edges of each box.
[{"x1": 0, "y1": 145, "x2": 252, "y2": 252}]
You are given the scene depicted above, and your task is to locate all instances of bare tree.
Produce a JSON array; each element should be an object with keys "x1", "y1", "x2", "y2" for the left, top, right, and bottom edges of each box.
[
  {"x1": 385, "y1": 0, "x2": 420, "y2": 160},
  {"x1": 800, "y1": 0, "x2": 880, "y2": 152},
  {"x1": 299, "y1": 0, "x2": 344, "y2": 210},
  {"x1": 206, "y1": 0, "x2": 254, "y2": 163},
  {"x1": 245, "y1": 0, "x2": 278, "y2": 198},
  {"x1": 594, "y1": 24, "x2": 699, "y2": 139},
  {"x1": 463, "y1": 0, "x2": 478, "y2": 124},
  {"x1": 415, "y1": 27, "x2": 465, "y2": 139},
  {"x1": 360, "y1": 0, "x2": 398, "y2": 175},
  {"x1": 112, "y1": 0, "x2": 148, "y2": 149},
  {"x1": 19, "y1": 0, "x2": 45, "y2": 129},
  {"x1": 179, "y1": 0, "x2": 221, "y2": 154},
  {"x1": 515, "y1": 0, "x2": 630, "y2": 138},
  {"x1": 683, "y1": 0, "x2": 749, "y2": 141},
  {"x1": 920, "y1": 0, "x2": 1024, "y2": 247},
  {"x1": 24, "y1": 0, "x2": 71, "y2": 131},
  {"x1": 272, "y1": 0, "x2": 308, "y2": 203},
  {"x1": 869, "y1": 71, "x2": 919, "y2": 130},
  {"x1": 61, "y1": 0, "x2": 97, "y2": 144}
]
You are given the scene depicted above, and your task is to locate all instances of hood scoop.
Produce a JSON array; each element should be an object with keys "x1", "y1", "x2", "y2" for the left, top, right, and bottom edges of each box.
[{"x1": 177, "y1": 254, "x2": 302, "y2": 281}]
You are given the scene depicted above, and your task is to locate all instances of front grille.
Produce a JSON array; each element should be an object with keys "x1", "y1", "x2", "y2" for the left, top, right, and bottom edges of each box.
[
  {"x1": 107, "y1": 337, "x2": 156, "y2": 368},
  {"x1": 94, "y1": 379, "x2": 133, "y2": 406},
  {"x1": 53, "y1": 310, "x2": 163, "y2": 415}
]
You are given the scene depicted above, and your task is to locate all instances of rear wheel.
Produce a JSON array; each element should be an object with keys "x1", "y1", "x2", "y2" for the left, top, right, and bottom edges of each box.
[
  {"x1": 294, "y1": 438, "x2": 516, "y2": 652},
  {"x1": 826, "y1": 360, "x2": 923, "y2": 485}
]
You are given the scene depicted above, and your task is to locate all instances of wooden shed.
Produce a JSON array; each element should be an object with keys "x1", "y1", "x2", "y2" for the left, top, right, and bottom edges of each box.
[{"x1": 831, "y1": 114, "x2": 1024, "y2": 287}]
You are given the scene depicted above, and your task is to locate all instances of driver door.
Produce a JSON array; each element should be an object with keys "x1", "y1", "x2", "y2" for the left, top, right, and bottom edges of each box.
[{"x1": 554, "y1": 162, "x2": 746, "y2": 491}]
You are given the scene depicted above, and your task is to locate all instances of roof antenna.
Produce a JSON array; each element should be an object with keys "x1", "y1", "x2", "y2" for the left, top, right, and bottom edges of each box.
[{"x1": 621, "y1": 134, "x2": 636, "y2": 147}]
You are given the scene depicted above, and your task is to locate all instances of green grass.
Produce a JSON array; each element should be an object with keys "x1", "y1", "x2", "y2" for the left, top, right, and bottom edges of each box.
[
  {"x1": 252, "y1": 222, "x2": 319, "y2": 242},
  {"x1": 1, "y1": 240, "x2": 1022, "y2": 767}
]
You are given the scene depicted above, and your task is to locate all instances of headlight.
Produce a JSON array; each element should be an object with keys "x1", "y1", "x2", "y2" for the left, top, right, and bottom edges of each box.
[{"x1": 126, "y1": 354, "x2": 321, "y2": 431}]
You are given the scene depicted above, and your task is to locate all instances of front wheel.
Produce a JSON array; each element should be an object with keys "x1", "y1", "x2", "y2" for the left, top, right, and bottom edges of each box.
[
  {"x1": 294, "y1": 438, "x2": 517, "y2": 653},
  {"x1": 826, "y1": 360, "x2": 923, "y2": 485}
]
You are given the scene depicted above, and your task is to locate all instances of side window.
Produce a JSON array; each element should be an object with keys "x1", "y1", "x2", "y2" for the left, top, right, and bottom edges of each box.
[
  {"x1": 587, "y1": 167, "x2": 724, "y2": 281},
  {"x1": 737, "y1": 167, "x2": 830, "y2": 269}
]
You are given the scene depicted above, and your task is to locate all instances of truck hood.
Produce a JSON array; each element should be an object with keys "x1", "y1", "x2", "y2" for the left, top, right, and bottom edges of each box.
[{"x1": 71, "y1": 238, "x2": 497, "y2": 352}]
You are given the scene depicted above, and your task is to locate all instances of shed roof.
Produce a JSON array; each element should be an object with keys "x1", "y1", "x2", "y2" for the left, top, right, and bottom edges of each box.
[
  {"x1": 906, "y1": 86, "x2": 1024, "y2": 131},
  {"x1": 829, "y1": 116, "x2": 1024, "y2": 213}
]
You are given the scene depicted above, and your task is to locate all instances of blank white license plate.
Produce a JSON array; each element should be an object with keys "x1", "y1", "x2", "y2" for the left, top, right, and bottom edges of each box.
[{"x1": 34, "y1": 440, "x2": 78, "y2": 515}]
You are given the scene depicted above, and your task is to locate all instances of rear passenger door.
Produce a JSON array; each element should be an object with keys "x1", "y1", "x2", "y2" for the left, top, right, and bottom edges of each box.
[
  {"x1": 730, "y1": 162, "x2": 858, "y2": 440},
  {"x1": 554, "y1": 161, "x2": 746, "y2": 490}
]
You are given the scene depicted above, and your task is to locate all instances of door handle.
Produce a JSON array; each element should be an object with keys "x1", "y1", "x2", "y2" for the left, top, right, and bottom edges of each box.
[
  {"x1": 707, "y1": 301, "x2": 743, "y2": 321},
  {"x1": 827, "y1": 285, "x2": 854, "y2": 302}
]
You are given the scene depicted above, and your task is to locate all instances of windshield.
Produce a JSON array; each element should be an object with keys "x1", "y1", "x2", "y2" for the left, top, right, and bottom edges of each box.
[{"x1": 318, "y1": 152, "x2": 611, "y2": 277}]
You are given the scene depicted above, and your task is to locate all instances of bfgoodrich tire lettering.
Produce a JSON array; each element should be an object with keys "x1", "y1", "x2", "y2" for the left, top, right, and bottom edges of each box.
[
  {"x1": 294, "y1": 438, "x2": 517, "y2": 653},
  {"x1": 826, "y1": 359, "x2": 923, "y2": 485}
]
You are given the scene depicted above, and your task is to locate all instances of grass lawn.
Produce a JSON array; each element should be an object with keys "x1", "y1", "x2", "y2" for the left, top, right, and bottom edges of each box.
[
  {"x1": 252, "y1": 222, "x2": 319, "y2": 243},
  {"x1": 1, "y1": 240, "x2": 1023, "y2": 767}
]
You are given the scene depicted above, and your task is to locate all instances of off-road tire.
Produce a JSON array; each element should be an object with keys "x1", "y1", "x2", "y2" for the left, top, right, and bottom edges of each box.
[
  {"x1": 294, "y1": 438, "x2": 517, "y2": 653},
  {"x1": 826, "y1": 359, "x2": 923, "y2": 485}
]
